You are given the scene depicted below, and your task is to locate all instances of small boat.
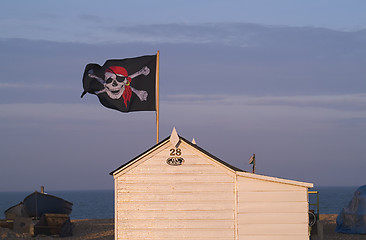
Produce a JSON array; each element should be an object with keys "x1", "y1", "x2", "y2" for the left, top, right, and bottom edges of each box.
[
  {"x1": 4, "y1": 202, "x2": 28, "y2": 220},
  {"x1": 23, "y1": 191, "x2": 73, "y2": 218}
]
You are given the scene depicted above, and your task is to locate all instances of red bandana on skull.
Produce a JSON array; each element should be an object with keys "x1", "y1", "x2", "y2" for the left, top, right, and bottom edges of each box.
[{"x1": 107, "y1": 66, "x2": 132, "y2": 107}]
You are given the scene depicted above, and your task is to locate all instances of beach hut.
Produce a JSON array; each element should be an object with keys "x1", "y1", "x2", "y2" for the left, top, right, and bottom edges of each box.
[{"x1": 110, "y1": 128, "x2": 313, "y2": 240}]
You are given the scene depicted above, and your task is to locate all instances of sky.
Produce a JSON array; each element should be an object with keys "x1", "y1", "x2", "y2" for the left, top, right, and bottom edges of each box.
[{"x1": 0, "y1": 0, "x2": 365, "y2": 191}]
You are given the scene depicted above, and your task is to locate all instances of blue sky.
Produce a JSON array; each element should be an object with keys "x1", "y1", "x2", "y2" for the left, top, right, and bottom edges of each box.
[{"x1": 0, "y1": 0, "x2": 365, "y2": 191}]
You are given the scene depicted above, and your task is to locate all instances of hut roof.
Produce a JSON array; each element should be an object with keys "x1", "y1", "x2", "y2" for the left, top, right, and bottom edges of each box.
[
  {"x1": 109, "y1": 132, "x2": 244, "y2": 176},
  {"x1": 109, "y1": 128, "x2": 313, "y2": 188}
]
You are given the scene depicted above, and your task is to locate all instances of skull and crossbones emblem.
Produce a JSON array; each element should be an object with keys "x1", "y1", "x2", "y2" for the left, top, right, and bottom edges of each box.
[{"x1": 88, "y1": 66, "x2": 150, "y2": 107}]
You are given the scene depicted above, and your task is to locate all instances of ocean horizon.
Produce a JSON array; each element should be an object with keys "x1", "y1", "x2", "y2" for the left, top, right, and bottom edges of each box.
[{"x1": 0, "y1": 186, "x2": 361, "y2": 219}]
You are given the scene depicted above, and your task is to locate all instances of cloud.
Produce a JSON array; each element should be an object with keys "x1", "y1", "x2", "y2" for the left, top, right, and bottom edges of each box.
[
  {"x1": 78, "y1": 14, "x2": 102, "y2": 23},
  {"x1": 2, "y1": 21, "x2": 366, "y2": 46},
  {"x1": 0, "y1": 94, "x2": 365, "y2": 189},
  {"x1": 0, "y1": 82, "x2": 74, "y2": 90},
  {"x1": 0, "y1": 27, "x2": 365, "y2": 105},
  {"x1": 165, "y1": 93, "x2": 366, "y2": 111},
  {"x1": 0, "y1": 103, "x2": 156, "y2": 129},
  {"x1": 1, "y1": 93, "x2": 365, "y2": 129},
  {"x1": 0, "y1": 103, "x2": 123, "y2": 122}
]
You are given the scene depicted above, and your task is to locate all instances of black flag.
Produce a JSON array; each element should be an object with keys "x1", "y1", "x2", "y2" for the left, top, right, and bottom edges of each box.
[{"x1": 81, "y1": 55, "x2": 156, "y2": 112}]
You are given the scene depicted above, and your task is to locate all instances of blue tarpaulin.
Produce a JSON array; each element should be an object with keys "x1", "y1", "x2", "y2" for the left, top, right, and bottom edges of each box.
[{"x1": 336, "y1": 185, "x2": 366, "y2": 234}]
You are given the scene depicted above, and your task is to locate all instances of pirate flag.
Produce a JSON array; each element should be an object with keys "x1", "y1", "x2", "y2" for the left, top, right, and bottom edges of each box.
[{"x1": 81, "y1": 55, "x2": 157, "y2": 112}]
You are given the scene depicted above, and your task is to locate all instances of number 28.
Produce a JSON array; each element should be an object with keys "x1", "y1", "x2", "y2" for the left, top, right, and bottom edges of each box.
[{"x1": 170, "y1": 148, "x2": 182, "y2": 156}]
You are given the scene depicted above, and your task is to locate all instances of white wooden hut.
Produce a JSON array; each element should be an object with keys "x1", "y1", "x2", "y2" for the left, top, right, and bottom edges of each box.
[{"x1": 110, "y1": 128, "x2": 313, "y2": 240}]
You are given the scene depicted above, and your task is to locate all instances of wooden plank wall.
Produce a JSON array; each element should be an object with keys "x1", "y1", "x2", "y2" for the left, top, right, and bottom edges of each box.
[
  {"x1": 115, "y1": 142, "x2": 236, "y2": 240},
  {"x1": 237, "y1": 177, "x2": 309, "y2": 240}
]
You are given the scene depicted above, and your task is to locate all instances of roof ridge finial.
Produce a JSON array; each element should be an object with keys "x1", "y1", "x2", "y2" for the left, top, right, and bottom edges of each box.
[{"x1": 170, "y1": 127, "x2": 180, "y2": 147}]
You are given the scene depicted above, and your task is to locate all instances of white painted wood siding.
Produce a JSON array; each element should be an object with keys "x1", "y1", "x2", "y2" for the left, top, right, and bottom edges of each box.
[
  {"x1": 115, "y1": 142, "x2": 236, "y2": 240},
  {"x1": 237, "y1": 177, "x2": 309, "y2": 240}
]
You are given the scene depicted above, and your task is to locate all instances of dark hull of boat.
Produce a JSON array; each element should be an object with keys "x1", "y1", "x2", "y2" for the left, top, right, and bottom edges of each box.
[{"x1": 23, "y1": 192, "x2": 73, "y2": 218}]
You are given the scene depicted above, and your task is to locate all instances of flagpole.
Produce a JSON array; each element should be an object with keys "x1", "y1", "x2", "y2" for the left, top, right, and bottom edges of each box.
[{"x1": 156, "y1": 50, "x2": 160, "y2": 144}]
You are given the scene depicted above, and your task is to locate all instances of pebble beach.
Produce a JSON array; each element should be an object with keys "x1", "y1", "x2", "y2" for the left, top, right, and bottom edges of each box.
[
  {"x1": 1, "y1": 214, "x2": 366, "y2": 240},
  {"x1": 311, "y1": 214, "x2": 366, "y2": 240},
  {"x1": 0, "y1": 219, "x2": 114, "y2": 240}
]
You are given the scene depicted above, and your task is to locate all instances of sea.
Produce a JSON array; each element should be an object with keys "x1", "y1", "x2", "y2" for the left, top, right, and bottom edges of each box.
[{"x1": 0, "y1": 186, "x2": 361, "y2": 219}]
